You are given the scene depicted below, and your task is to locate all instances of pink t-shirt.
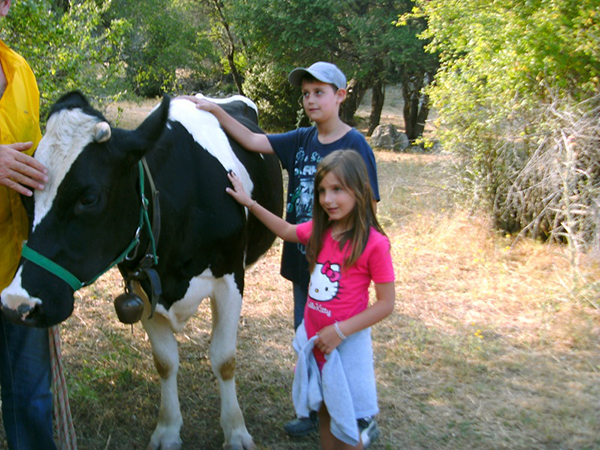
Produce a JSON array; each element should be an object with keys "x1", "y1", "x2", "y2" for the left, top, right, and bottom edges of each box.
[{"x1": 296, "y1": 221, "x2": 395, "y2": 364}]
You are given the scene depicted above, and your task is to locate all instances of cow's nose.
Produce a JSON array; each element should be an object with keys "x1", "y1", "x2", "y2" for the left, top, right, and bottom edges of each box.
[
  {"x1": 17, "y1": 303, "x2": 34, "y2": 317},
  {"x1": 1, "y1": 304, "x2": 38, "y2": 327}
]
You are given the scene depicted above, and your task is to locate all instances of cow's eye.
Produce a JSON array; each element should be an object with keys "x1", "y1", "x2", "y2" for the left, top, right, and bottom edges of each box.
[
  {"x1": 81, "y1": 193, "x2": 98, "y2": 206},
  {"x1": 75, "y1": 192, "x2": 100, "y2": 213}
]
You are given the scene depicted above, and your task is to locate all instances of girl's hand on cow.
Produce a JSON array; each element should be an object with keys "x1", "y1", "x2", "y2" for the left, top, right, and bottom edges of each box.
[
  {"x1": 315, "y1": 324, "x2": 343, "y2": 355},
  {"x1": 226, "y1": 171, "x2": 254, "y2": 208},
  {"x1": 0, "y1": 142, "x2": 48, "y2": 196}
]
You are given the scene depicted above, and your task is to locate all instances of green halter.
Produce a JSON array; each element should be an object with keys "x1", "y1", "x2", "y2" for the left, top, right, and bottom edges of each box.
[{"x1": 21, "y1": 160, "x2": 158, "y2": 291}]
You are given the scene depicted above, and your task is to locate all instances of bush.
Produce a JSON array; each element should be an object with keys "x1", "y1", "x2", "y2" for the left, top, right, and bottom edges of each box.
[
  {"x1": 108, "y1": 0, "x2": 217, "y2": 98},
  {"x1": 415, "y1": 0, "x2": 600, "y2": 248},
  {"x1": 496, "y1": 95, "x2": 600, "y2": 249},
  {"x1": 242, "y1": 62, "x2": 304, "y2": 132}
]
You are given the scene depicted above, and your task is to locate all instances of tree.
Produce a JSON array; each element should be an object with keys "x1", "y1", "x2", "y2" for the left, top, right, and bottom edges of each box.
[
  {"x1": 201, "y1": 0, "x2": 246, "y2": 95},
  {"x1": 1, "y1": 0, "x2": 127, "y2": 118},
  {"x1": 226, "y1": 0, "x2": 438, "y2": 137},
  {"x1": 106, "y1": 0, "x2": 216, "y2": 97},
  {"x1": 229, "y1": 0, "x2": 343, "y2": 130},
  {"x1": 347, "y1": 0, "x2": 439, "y2": 138}
]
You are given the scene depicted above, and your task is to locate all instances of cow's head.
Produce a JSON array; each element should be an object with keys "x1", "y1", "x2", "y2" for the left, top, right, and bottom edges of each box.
[{"x1": 1, "y1": 91, "x2": 170, "y2": 327}]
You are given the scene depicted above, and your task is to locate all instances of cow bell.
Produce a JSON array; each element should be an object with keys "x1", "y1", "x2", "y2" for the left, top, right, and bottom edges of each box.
[{"x1": 114, "y1": 292, "x2": 144, "y2": 324}]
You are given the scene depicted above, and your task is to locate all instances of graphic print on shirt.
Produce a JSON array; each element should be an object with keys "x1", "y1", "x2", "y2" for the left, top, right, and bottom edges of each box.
[
  {"x1": 308, "y1": 262, "x2": 341, "y2": 302},
  {"x1": 289, "y1": 148, "x2": 322, "y2": 255}
]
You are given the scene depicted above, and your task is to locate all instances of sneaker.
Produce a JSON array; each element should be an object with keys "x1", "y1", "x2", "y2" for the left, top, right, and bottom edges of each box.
[
  {"x1": 283, "y1": 413, "x2": 318, "y2": 437},
  {"x1": 358, "y1": 417, "x2": 380, "y2": 448}
]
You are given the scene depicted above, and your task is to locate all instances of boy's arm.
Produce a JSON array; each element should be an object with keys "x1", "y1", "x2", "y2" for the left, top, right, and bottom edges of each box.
[
  {"x1": 226, "y1": 171, "x2": 299, "y2": 243},
  {"x1": 177, "y1": 96, "x2": 274, "y2": 154}
]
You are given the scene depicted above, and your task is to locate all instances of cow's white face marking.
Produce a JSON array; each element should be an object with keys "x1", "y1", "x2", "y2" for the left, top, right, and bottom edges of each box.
[
  {"x1": 168, "y1": 98, "x2": 254, "y2": 199},
  {"x1": 1, "y1": 267, "x2": 42, "y2": 313},
  {"x1": 33, "y1": 109, "x2": 102, "y2": 229}
]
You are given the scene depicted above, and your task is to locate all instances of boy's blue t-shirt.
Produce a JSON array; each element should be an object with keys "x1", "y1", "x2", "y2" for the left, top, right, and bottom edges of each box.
[{"x1": 267, "y1": 126, "x2": 380, "y2": 287}]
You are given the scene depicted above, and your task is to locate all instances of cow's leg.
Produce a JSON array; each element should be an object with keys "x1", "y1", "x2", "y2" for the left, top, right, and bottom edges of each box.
[
  {"x1": 210, "y1": 274, "x2": 255, "y2": 450},
  {"x1": 142, "y1": 311, "x2": 183, "y2": 450}
]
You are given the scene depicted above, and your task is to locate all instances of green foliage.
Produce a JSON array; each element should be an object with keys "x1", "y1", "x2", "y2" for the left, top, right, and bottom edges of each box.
[
  {"x1": 242, "y1": 61, "x2": 302, "y2": 132},
  {"x1": 411, "y1": 0, "x2": 600, "y2": 240},
  {"x1": 222, "y1": 0, "x2": 438, "y2": 132},
  {"x1": 1, "y1": 0, "x2": 128, "y2": 119},
  {"x1": 231, "y1": 0, "x2": 341, "y2": 64},
  {"x1": 1, "y1": 0, "x2": 438, "y2": 136},
  {"x1": 107, "y1": 0, "x2": 218, "y2": 97},
  {"x1": 228, "y1": 0, "x2": 344, "y2": 129}
]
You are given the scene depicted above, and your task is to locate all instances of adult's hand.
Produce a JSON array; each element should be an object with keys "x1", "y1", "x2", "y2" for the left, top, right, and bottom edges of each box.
[{"x1": 0, "y1": 142, "x2": 48, "y2": 196}]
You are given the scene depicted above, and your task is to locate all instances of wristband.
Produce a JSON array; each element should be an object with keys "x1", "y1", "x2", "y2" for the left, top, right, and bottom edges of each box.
[
  {"x1": 334, "y1": 322, "x2": 347, "y2": 340},
  {"x1": 247, "y1": 200, "x2": 257, "y2": 210}
]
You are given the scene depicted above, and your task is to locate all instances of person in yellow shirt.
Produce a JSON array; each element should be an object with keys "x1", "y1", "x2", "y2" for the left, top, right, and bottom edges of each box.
[{"x1": 0, "y1": 1, "x2": 58, "y2": 448}]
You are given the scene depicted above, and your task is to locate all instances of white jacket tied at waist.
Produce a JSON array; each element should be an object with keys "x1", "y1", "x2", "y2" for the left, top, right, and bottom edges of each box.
[{"x1": 292, "y1": 321, "x2": 379, "y2": 446}]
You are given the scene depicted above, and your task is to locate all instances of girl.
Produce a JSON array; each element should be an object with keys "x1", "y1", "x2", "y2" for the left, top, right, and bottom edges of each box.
[{"x1": 226, "y1": 149, "x2": 395, "y2": 449}]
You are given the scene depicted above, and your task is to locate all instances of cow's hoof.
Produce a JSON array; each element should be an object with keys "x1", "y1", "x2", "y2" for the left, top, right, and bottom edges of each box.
[
  {"x1": 146, "y1": 437, "x2": 182, "y2": 450},
  {"x1": 146, "y1": 443, "x2": 181, "y2": 450},
  {"x1": 222, "y1": 444, "x2": 256, "y2": 450},
  {"x1": 223, "y1": 432, "x2": 255, "y2": 450}
]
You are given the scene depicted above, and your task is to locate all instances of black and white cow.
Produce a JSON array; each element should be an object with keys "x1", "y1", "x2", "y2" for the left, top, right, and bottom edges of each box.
[{"x1": 1, "y1": 91, "x2": 283, "y2": 449}]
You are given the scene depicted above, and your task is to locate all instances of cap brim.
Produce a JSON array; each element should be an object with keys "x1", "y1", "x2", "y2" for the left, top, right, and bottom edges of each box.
[{"x1": 288, "y1": 68, "x2": 310, "y2": 87}]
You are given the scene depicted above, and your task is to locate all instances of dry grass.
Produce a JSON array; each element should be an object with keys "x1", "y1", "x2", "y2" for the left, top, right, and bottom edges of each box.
[
  {"x1": 50, "y1": 150, "x2": 600, "y2": 450},
  {"x1": 3, "y1": 99, "x2": 600, "y2": 449}
]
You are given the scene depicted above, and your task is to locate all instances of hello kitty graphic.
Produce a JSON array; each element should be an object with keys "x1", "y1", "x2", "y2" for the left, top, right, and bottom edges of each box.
[{"x1": 308, "y1": 261, "x2": 341, "y2": 302}]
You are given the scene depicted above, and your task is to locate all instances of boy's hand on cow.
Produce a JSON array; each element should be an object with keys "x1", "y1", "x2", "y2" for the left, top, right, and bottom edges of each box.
[
  {"x1": 176, "y1": 95, "x2": 216, "y2": 113},
  {"x1": 226, "y1": 171, "x2": 254, "y2": 208},
  {"x1": 0, "y1": 142, "x2": 48, "y2": 196}
]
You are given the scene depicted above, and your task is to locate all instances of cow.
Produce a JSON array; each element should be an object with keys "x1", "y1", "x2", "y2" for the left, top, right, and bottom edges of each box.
[{"x1": 0, "y1": 91, "x2": 283, "y2": 450}]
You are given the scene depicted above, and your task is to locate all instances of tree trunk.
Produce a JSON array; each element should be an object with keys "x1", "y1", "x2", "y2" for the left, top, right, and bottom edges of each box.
[
  {"x1": 226, "y1": 53, "x2": 244, "y2": 95},
  {"x1": 402, "y1": 75, "x2": 426, "y2": 142},
  {"x1": 367, "y1": 81, "x2": 385, "y2": 136},
  {"x1": 402, "y1": 82, "x2": 414, "y2": 139},
  {"x1": 413, "y1": 93, "x2": 430, "y2": 139},
  {"x1": 212, "y1": 0, "x2": 244, "y2": 95},
  {"x1": 340, "y1": 79, "x2": 367, "y2": 126},
  {"x1": 400, "y1": 70, "x2": 437, "y2": 143}
]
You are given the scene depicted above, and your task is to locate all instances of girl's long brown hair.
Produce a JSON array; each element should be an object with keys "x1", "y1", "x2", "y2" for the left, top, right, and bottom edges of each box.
[{"x1": 306, "y1": 149, "x2": 386, "y2": 273}]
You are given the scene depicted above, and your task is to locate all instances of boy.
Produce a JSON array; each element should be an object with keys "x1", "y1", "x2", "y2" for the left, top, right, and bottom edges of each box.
[{"x1": 183, "y1": 61, "x2": 380, "y2": 445}]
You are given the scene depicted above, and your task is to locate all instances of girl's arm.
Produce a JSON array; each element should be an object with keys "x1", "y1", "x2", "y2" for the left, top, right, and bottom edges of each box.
[
  {"x1": 176, "y1": 96, "x2": 274, "y2": 154},
  {"x1": 315, "y1": 282, "x2": 395, "y2": 355},
  {"x1": 226, "y1": 171, "x2": 300, "y2": 243}
]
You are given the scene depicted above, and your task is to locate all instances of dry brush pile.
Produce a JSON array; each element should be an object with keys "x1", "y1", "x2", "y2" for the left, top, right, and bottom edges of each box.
[{"x1": 491, "y1": 95, "x2": 600, "y2": 255}]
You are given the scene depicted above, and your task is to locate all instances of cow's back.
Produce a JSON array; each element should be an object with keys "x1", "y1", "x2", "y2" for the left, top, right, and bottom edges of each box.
[
  {"x1": 218, "y1": 99, "x2": 284, "y2": 265},
  {"x1": 142, "y1": 97, "x2": 282, "y2": 292}
]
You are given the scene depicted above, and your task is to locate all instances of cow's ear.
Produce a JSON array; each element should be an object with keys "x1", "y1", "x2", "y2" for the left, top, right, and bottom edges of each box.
[{"x1": 115, "y1": 95, "x2": 170, "y2": 165}]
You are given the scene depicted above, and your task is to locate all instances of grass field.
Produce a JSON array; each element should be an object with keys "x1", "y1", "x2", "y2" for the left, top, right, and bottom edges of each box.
[
  {"x1": 55, "y1": 150, "x2": 600, "y2": 449},
  {"x1": 2, "y1": 95, "x2": 600, "y2": 449}
]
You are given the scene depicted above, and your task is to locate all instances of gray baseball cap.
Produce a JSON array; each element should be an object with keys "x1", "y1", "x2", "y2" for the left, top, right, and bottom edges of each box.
[{"x1": 288, "y1": 62, "x2": 347, "y2": 90}]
